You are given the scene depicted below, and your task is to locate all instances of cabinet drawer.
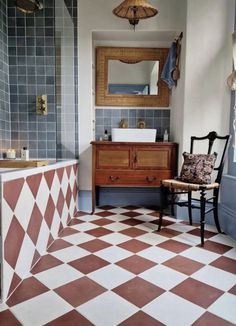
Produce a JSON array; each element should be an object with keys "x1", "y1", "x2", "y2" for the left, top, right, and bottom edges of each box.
[{"x1": 95, "y1": 170, "x2": 172, "y2": 186}]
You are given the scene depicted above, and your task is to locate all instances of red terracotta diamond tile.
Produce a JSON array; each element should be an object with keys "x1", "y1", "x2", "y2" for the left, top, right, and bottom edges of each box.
[
  {"x1": 198, "y1": 240, "x2": 232, "y2": 254},
  {"x1": 74, "y1": 211, "x2": 88, "y2": 217},
  {"x1": 66, "y1": 185, "x2": 72, "y2": 209},
  {"x1": 148, "y1": 211, "x2": 160, "y2": 218},
  {"x1": 7, "y1": 276, "x2": 49, "y2": 307},
  {"x1": 98, "y1": 205, "x2": 116, "y2": 210},
  {"x1": 149, "y1": 215, "x2": 175, "y2": 227},
  {"x1": 31, "y1": 249, "x2": 41, "y2": 269},
  {"x1": 59, "y1": 227, "x2": 80, "y2": 237},
  {"x1": 118, "y1": 311, "x2": 165, "y2": 326},
  {"x1": 192, "y1": 311, "x2": 235, "y2": 326},
  {"x1": 73, "y1": 163, "x2": 78, "y2": 175},
  {"x1": 26, "y1": 173, "x2": 43, "y2": 198},
  {"x1": 92, "y1": 218, "x2": 114, "y2": 226},
  {"x1": 68, "y1": 218, "x2": 85, "y2": 226},
  {"x1": 44, "y1": 195, "x2": 56, "y2": 229},
  {"x1": 171, "y1": 278, "x2": 224, "y2": 308},
  {"x1": 27, "y1": 203, "x2": 43, "y2": 245},
  {"x1": 119, "y1": 227, "x2": 147, "y2": 237},
  {"x1": 0, "y1": 310, "x2": 22, "y2": 326},
  {"x1": 113, "y1": 277, "x2": 164, "y2": 308},
  {"x1": 210, "y1": 256, "x2": 236, "y2": 274},
  {"x1": 95, "y1": 211, "x2": 116, "y2": 218},
  {"x1": 31, "y1": 254, "x2": 63, "y2": 274},
  {"x1": 157, "y1": 239, "x2": 191, "y2": 253},
  {"x1": 121, "y1": 218, "x2": 143, "y2": 226},
  {"x1": 68, "y1": 254, "x2": 109, "y2": 274},
  {"x1": 229, "y1": 284, "x2": 236, "y2": 295},
  {"x1": 78, "y1": 239, "x2": 112, "y2": 253},
  {"x1": 121, "y1": 212, "x2": 142, "y2": 218},
  {"x1": 66, "y1": 165, "x2": 72, "y2": 179},
  {"x1": 158, "y1": 227, "x2": 181, "y2": 238},
  {"x1": 47, "y1": 239, "x2": 72, "y2": 253},
  {"x1": 54, "y1": 277, "x2": 106, "y2": 307},
  {"x1": 116, "y1": 255, "x2": 156, "y2": 274},
  {"x1": 188, "y1": 228, "x2": 217, "y2": 239},
  {"x1": 122, "y1": 205, "x2": 140, "y2": 210},
  {"x1": 67, "y1": 213, "x2": 72, "y2": 225},
  {"x1": 56, "y1": 189, "x2": 65, "y2": 217},
  {"x1": 44, "y1": 170, "x2": 56, "y2": 190},
  {"x1": 3, "y1": 178, "x2": 24, "y2": 211},
  {"x1": 4, "y1": 216, "x2": 26, "y2": 269},
  {"x1": 56, "y1": 167, "x2": 64, "y2": 183},
  {"x1": 85, "y1": 227, "x2": 113, "y2": 237},
  {"x1": 72, "y1": 182, "x2": 78, "y2": 201},
  {"x1": 47, "y1": 233, "x2": 55, "y2": 248},
  {"x1": 163, "y1": 255, "x2": 204, "y2": 275},
  {"x1": 118, "y1": 239, "x2": 150, "y2": 253},
  {"x1": 7, "y1": 272, "x2": 22, "y2": 298},
  {"x1": 45, "y1": 310, "x2": 93, "y2": 326}
]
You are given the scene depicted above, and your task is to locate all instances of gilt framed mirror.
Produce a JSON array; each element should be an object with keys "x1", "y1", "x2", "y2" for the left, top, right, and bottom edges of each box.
[{"x1": 96, "y1": 46, "x2": 170, "y2": 107}]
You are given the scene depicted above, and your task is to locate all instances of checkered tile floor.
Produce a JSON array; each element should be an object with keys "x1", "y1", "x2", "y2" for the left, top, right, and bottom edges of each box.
[{"x1": 1, "y1": 206, "x2": 236, "y2": 326}]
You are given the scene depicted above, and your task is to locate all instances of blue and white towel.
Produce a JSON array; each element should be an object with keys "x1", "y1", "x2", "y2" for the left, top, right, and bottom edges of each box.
[{"x1": 161, "y1": 42, "x2": 177, "y2": 89}]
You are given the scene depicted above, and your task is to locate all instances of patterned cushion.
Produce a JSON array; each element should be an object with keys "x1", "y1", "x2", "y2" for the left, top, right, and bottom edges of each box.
[{"x1": 179, "y1": 152, "x2": 217, "y2": 184}]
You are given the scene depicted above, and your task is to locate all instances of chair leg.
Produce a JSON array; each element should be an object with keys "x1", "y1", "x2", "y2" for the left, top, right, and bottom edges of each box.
[
  {"x1": 188, "y1": 191, "x2": 193, "y2": 225},
  {"x1": 158, "y1": 184, "x2": 167, "y2": 231},
  {"x1": 171, "y1": 188, "x2": 175, "y2": 217},
  {"x1": 213, "y1": 188, "x2": 222, "y2": 233},
  {"x1": 200, "y1": 189, "x2": 206, "y2": 247}
]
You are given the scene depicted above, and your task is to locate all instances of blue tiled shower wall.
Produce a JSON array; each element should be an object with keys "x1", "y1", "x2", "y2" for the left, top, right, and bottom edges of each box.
[
  {"x1": 95, "y1": 108, "x2": 170, "y2": 141},
  {"x1": 0, "y1": 0, "x2": 11, "y2": 157},
  {"x1": 1, "y1": 0, "x2": 78, "y2": 159}
]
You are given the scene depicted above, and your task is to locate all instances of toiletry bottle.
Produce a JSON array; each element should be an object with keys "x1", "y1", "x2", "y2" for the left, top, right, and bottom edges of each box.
[
  {"x1": 103, "y1": 129, "x2": 109, "y2": 141},
  {"x1": 163, "y1": 129, "x2": 169, "y2": 142},
  {"x1": 21, "y1": 147, "x2": 29, "y2": 161}
]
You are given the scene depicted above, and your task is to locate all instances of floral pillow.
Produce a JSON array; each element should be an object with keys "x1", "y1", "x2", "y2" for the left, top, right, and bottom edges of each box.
[{"x1": 179, "y1": 152, "x2": 217, "y2": 184}]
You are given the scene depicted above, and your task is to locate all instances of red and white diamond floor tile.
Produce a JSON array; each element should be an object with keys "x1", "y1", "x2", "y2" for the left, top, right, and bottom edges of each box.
[{"x1": 0, "y1": 206, "x2": 236, "y2": 326}]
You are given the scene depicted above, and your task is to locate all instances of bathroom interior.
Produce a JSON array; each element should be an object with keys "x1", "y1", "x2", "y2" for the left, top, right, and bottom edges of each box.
[{"x1": 0, "y1": 0, "x2": 236, "y2": 325}]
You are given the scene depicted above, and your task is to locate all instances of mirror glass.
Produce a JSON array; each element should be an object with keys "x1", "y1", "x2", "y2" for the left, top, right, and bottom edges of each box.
[{"x1": 108, "y1": 60, "x2": 159, "y2": 95}]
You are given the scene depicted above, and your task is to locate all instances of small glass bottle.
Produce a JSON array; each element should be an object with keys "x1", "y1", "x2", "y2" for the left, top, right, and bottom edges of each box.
[
  {"x1": 103, "y1": 129, "x2": 109, "y2": 141},
  {"x1": 163, "y1": 129, "x2": 169, "y2": 142}
]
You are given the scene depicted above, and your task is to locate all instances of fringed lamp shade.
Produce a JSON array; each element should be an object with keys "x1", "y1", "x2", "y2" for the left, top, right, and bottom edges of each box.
[{"x1": 113, "y1": 0, "x2": 158, "y2": 27}]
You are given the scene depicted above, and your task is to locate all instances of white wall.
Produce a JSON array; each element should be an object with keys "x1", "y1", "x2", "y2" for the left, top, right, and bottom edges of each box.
[
  {"x1": 171, "y1": 0, "x2": 234, "y2": 170},
  {"x1": 78, "y1": 0, "x2": 186, "y2": 191}
]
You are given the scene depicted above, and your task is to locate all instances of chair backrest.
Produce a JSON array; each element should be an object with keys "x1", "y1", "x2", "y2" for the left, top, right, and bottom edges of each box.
[{"x1": 190, "y1": 131, "x2": 231, "y2": 184}]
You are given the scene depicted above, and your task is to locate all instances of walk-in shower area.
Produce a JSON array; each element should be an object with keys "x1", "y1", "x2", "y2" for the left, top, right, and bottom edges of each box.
[{"x1": 0, "y1": 0, "x2": 78, "y2": 160}]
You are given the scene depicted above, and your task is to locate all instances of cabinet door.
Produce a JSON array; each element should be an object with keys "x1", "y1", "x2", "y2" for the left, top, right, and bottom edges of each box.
[
  {"x1": 133, "y1": 146, "x2": 171, "y2": 170},
  {"x1": 96, "y1": 145, "x2": 132, "y2": 169}
]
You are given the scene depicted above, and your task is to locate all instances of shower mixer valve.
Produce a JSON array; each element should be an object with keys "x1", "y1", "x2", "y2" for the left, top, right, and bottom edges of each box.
[{"x1": 36, "y1": 95, "x2": 48, "y2": 115}]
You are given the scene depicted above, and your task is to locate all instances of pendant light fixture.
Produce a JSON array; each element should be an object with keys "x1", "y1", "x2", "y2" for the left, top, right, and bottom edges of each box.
[{"x1": 113, "y1": 0, "x2": 158, "y2": 30}]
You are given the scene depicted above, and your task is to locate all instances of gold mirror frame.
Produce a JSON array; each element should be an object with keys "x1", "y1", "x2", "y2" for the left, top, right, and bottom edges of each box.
[{"x1": 96, "y1": 46, "x2": 170, "y2": 107}]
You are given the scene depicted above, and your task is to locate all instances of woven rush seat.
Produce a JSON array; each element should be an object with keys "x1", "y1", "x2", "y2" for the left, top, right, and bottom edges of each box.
[{"x1": 162, "y1": 179, "x2": 220, "y2": 191}]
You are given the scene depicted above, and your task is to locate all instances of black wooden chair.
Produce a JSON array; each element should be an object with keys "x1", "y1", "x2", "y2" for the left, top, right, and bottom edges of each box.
[{"x1": 158, "y1": 131, "x2": 231, "y2": 246}]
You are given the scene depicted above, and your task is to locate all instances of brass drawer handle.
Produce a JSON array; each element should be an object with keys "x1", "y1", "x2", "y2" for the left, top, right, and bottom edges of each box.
[
  {"x1": 146, "y1": 176, "x2": 157, "y2": 182},
  {"x1": 109, "y1": 175, "x2": 120, "y2": 182}
]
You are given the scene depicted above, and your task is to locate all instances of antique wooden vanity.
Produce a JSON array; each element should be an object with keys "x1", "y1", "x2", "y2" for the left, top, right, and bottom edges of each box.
[{"x1": 91, "y1": 141, "x2": 177, "y2": 212}]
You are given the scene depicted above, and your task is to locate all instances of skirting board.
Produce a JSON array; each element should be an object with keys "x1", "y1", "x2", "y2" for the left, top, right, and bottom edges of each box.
[{"x1": 79, "y1": 188, "x2": 160, "y2": 213}]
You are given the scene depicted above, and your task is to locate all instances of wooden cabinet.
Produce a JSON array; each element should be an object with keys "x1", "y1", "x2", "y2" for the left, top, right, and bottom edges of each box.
[{"x1": 91, "y1": 141, "x2": 178, "y2": 211}]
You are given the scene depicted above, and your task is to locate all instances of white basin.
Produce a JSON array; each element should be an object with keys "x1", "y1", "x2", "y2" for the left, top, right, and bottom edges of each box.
[{"x1": 112, "y1": 128, "x2": 157, "y2": 142}]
